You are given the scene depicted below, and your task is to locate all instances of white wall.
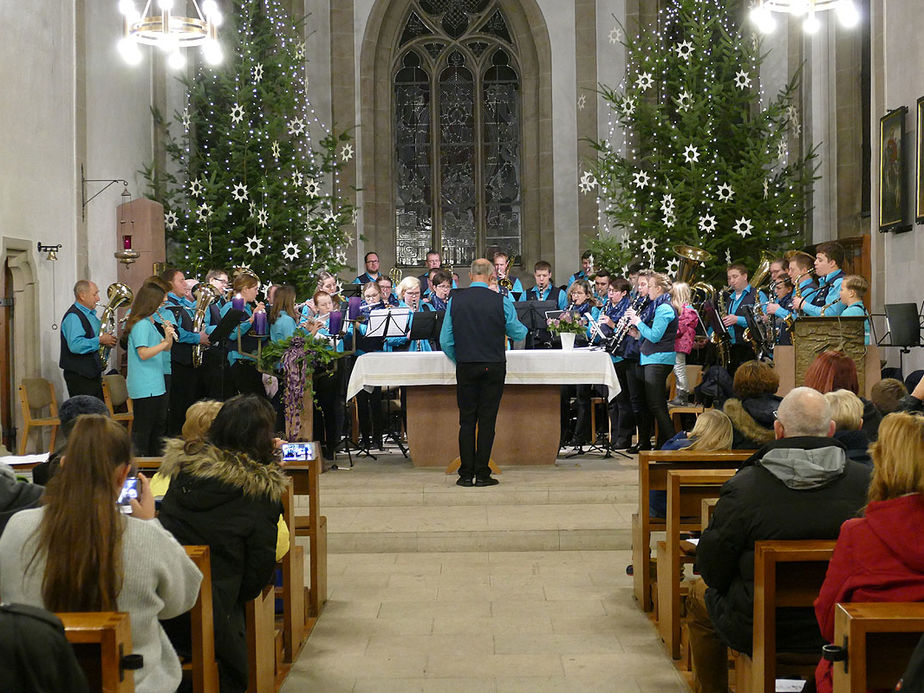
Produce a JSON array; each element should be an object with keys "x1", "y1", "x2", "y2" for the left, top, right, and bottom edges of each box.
[{"x1": 875, "y1": 0, "x2": 924, "y2": 372}]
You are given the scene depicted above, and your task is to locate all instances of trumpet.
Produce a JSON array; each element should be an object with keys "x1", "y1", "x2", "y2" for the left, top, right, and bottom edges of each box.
[
  {"x1": 191, "y1": 283, "x2": 221, "y2": 367},
  {"x1": 98, "y1": 282, "x2": 133, "y2": 368}
]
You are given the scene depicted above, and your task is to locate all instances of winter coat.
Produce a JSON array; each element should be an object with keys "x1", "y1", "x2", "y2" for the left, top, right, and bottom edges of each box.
[
  {"x1": 157, "y1": 439, "x2": 286, "y2": 693},
  {"x1": 814, "y1": 494, "x2": 924, "y2": 693},
  {"x1": 723, "y1": 394, "x2": 781, "y2": 449},
  {"x1": 673, "y1": 304, "x2": 698, "y2": 355},
  {"x1": 0, "y1": 465, "x2": 42, "y2": 537},
  {"x1": 832, "y1": 429, "x2": 872, "y2": 467},
  {"x1": 696, "y1": 437, "x2": 871, "y2": 655}
]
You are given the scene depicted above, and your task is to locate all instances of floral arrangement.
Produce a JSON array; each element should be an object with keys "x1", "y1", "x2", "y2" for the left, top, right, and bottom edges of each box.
[
  {"x1": 258, "y1": 334, "x2": 341, "y2": 440},
  {"x1": 547, "y1": 311, "x2": 588, "y2": 336}
]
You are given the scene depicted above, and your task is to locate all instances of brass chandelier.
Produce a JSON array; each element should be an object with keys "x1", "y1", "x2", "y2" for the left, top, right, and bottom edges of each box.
[
  {"x1": 118, "y1": 0, "x2": 223, "y2": 69},
  {"x1": 749, "y1": 0, "x2": 860, "y2": 34}
]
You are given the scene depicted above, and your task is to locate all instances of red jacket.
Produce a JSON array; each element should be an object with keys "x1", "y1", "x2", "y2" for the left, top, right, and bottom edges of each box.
[
  {"x1": 673, "y1": 304, "x2": 698, "y2": 354},
  {"x1": 814, "y1": 493, "x2": 924, "y2": 693}
]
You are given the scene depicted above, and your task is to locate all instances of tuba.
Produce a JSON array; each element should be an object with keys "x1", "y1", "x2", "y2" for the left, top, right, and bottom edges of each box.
[
  {"x1": 191, "y1": 283, "x2": 221, "y2": 367},
  {"x1": 98, "y1": 283, "x2": 133, "y2": 368}
]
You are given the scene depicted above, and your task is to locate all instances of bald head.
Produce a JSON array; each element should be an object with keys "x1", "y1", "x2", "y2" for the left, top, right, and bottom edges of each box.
[
  {"x1": 775, "y1": 387, "x2": 835, "y2": 438},
  {"x1": 470, "y1": 258, "x2": 495, "y2": 281}
]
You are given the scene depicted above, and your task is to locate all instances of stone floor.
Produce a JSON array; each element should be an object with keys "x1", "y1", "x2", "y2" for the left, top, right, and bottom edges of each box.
[{"x1": 282, "y1": 447, "x2": 688, "y2": 692}]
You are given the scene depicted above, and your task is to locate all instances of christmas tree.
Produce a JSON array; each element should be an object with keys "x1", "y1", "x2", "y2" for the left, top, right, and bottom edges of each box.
[
  {"x1": 585, "y1": 0, "x2": 817, "y2": 281},
  {"x1": 145, "y1": 0, "x2": 354, "y2": 295}
]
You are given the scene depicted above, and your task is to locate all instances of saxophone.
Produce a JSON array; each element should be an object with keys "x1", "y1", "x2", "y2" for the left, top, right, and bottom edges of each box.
[{"x1": 98, "y1": 283, "x2": 133, "y2": 368}]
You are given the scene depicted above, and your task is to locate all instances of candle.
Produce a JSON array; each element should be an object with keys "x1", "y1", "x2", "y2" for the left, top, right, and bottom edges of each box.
[
  {"x1": 123, "y1": 235, "x2": 132, "y2": 250},
  {"x1": 252, "y1": 310, "x2": 268, "y2": 336},
  {"x1": 348, "y1": 296, "x2": 362, "y2": 320},
  {"x1": 231, "y1": 294, "x2": 244, "y2": 312},
  {"x1": 328, "y1": 311, "x2": 342, "y2": 335}
]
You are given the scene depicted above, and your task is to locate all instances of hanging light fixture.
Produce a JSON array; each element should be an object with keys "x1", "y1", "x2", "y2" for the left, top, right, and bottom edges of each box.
[
  {"x1": 749, "y1": 0, "x2": 860, "y2": 34},
  {"x1": 118, "y1": 0, "x2": 224, "y2": 68}
]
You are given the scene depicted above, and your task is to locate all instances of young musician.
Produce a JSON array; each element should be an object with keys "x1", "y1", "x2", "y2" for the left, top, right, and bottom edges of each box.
[
  {"x1": 526, "y1": 260, "x2": 568, "y2": 309},
  {"x1": 721, "y1": 263, "x2": 768, "y2": 373},
  {"x1": 493, "y1": 251, "x2": 525, "y2": 300},
  {"x1": 793, "y1": 241, "x2": 846, "y2": 316},
  {"x1": 595, "y1": 277, "x2": 635, "y2": 447},
  {"x1": 627, "y1": 272, "x2": 679, "y2": 449},
  {"x1": 839, "y1": 275, "x2": 871, "y2": 345}
]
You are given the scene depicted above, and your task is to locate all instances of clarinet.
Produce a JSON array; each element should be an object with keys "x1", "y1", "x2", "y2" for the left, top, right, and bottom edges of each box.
[{"x1": 605, "y1": 294, "x2": 648, "y2": 354}]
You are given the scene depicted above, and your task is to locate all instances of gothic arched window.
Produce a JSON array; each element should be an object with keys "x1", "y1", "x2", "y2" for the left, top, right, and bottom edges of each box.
[{"x1": 394, "y1": 1, "x2": 522, "y2": 267}]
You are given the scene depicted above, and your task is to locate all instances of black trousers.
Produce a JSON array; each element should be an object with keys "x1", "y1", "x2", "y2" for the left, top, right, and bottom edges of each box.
[
  {"x1": 132, "y1": 394, "x2": 167, "y2": 457},
  {"x1": 62, "y1": 371, "x2": 103, "y2": 401},
  {"x1": 168, "y1": 362, "x2": 201, "y2": 435},
  {"x1": 643, "y1": 363, "x2": 675, "y2": 449},
  {"x1": 456, "y1": 361, "x2": 506, "y2": 481},
  {"x1": 610, "y1": 359, "x2": 636, "y2": 446},
  {"x1": 230, "y1": 361, "x2": 265, "y2": 397},
  {"x1": 624, "y1": 359, "x2": 651, "y2": 450}
]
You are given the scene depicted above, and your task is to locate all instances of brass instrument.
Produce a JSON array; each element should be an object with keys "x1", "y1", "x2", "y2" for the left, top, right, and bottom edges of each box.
[
  {"x1": 191, "y1": 283, "x2": 221, "y2": 367},
  {"x1": 672, "y1": 245, "x2": 713, "y2": 283},
  {"x1": 98, "y1": 282, "x2": 133, "y2": 368}
]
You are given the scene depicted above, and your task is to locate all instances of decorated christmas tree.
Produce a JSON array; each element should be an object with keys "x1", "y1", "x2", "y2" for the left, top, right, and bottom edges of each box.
[
  {"x1": 145, "y1": 0, "x2": 354, "y2": 295},
  {"x1": 585, "y1": 0, "x2": 817, "y2": 281}
]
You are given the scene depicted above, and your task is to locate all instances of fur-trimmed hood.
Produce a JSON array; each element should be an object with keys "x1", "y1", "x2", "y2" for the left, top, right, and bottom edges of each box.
[
  {"x1": 160, "y1": 438, "x2": 287, "y2": 502},
  {"x1": 723, "y1": 396, "x2": 778, "y2": 447}
]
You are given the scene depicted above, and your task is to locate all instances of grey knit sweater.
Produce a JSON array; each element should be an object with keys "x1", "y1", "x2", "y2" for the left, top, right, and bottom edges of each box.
[{"x1": 0, "y1": 508, "x2": 202, "y2": 693}]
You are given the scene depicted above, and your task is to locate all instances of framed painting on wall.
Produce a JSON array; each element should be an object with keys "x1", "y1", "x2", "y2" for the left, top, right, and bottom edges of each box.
[
  {"x1": 917, "y1": 97, "x2": 924, "y2": 224},
  {"x1": 879, "y1": 106, "x2": 908, "y2": 232}
]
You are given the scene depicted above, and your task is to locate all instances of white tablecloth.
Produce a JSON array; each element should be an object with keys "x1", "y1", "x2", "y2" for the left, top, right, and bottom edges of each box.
[{"x1": 346, "y1": 349, "x2": 621, "y2": 400}]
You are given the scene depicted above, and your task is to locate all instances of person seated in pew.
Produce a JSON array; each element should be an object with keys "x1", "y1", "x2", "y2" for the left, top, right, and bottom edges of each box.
[
  {"x1": 804, "y1": 350, "x2": 883, "y2": 440},
  {"x1": 649, "y1": 409, "x2": 734, "y2": 518},
  {"x1": 825, "y1": 389, "x2": 872, "y2": 467},
  {"x1": 157, "y1": 395, "x2": 286, "y2": 693},
  {"x1": 721, "y1": 360, "x2": 782, "y2": 449},
  {"x1": 0, "y1": 415, "x2": 202, "y2": 693},
  {"x1": 814, "y1": 411, "x2": 924, "y2": 693},
  {"x1": 686, "y1": 387, "x2": 872, "y2": 693}
]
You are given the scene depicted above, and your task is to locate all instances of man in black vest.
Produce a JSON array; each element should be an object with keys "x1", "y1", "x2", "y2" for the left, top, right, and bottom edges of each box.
[
  {"x1": 161, "y1": 268, "x2": 209, "y2": 435},
  {"x1": 439, "y1": 259, "x2": 528, "y2": 487},
  {"x1": 58, "y1": 280, "x2": 116, "y2": 399}
]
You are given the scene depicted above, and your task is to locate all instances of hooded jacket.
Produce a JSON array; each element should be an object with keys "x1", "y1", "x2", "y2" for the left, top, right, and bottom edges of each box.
[
  {"x1": 723, "y1": 394, "x2": 781, "y2": 449},
  {"x1": 814, "y1": 493, "x2": 924, "y2": 693},
  {"x1": 157, "y1": 438, "x2": 286, "y2": 693},
  {"x1": 696, "y1": 437, "x2": 871, "y2": 655}
]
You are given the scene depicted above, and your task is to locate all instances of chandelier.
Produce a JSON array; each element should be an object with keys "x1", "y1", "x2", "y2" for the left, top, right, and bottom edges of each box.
[
  {"x1": 118, "y1": 0, "x2": 223, "y2": 69},
  {"x1": 750, "y1": 0, "x2": 860, "y2": 34}
]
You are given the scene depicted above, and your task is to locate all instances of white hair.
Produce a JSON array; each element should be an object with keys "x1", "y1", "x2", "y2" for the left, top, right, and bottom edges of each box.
[{"x1": 777, "y1": 387, "x2": 833, "y2": 437}]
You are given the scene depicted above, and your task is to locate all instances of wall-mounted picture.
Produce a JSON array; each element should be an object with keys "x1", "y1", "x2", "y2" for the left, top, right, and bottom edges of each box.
[
  {"x1": 917, "y1": 97, "x2": 924, "y2": 224},
  {"x1": 879, "y1": 106, "x2": 907, "y2": 232}
]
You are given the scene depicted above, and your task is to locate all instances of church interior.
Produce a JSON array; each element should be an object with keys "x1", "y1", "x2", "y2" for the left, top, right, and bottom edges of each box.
[{"x1": 3, "y1": 1, "x2": 924, "y2": 691}]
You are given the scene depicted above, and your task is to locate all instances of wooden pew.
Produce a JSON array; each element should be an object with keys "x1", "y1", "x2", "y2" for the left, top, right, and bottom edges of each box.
[
  {"x1": 182, "y1": 546, "x2": 220, "y2": 693},
  {"x1": 278, "y1": 479, "x2": 308, "y2": 662},
  {"x1": 633, "y1": 449, "x2": 752, "y2": 611},
  {"x1": 284, "y1": 454, "x2": 328, "y2": 622},
  {"x1": 246, "y1": 585, "x2": 276, "y2": 693},
  {"x1": 59, "y1": 612, "x2": 139, "y2": 693},
  {"x1": 735, "y1": 539, "x2": 836, "y2": 693},
  {"x1": 656, "y1": 469, "x2": 736, "y2": 660},
  {"x1": 831, "y1": 602, "x2": 924, "y2": 693}
]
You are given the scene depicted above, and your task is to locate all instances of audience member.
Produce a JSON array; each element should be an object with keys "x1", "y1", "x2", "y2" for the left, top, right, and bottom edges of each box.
[
  {"x1": 870, "y1": 377, "x2": 908, "y2": 417},
  {"x1": 824, "y1": 389, "x2": 872, "y2": 466},
  {"x1": 722, "y1": 360, "x2": 781, "y2": 449},
  {"x1": 804, "y1": 350, "x2": 882, "y2": 439},
  {"x1": 158, "y1": 395, "x2": 286, "y2": 693},
  {"x1": 686, "y1": 387, "x2": 871, "y2": 693},
  {"x1": 31, "y1": 394, "x2": 110, "y2": 485},
  {"x1": 0, "y1": 415, "x2": 201, "y2": 693},
  {"x1": 650, "y1": 409, "x2": 733, "y2": 518},
  {"x1": 814, "y1": 412, "x2": 924, "y2": 693}
]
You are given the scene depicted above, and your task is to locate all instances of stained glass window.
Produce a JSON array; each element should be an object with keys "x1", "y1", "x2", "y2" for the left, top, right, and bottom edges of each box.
[{"x1": 393, "y1": 0, "x2": 521, "y2": 267}]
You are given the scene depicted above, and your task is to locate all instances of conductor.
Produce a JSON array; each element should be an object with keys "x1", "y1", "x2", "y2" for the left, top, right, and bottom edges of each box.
[{"x1": 440, "y1": 259, "x2": 528, "y2": 487}]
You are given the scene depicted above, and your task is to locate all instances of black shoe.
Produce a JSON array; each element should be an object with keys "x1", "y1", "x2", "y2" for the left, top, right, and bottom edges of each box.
[
  {"x1": 474, "y1": 477, "x2": 499, "y2": 487},
  {"x1": 456, "y1": 477, "x2": 474, "y2": 487}
]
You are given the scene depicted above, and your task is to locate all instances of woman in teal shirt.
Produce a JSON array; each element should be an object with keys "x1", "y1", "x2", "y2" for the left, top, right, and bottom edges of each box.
[
  {"x1": 627, "y1": 272, "x2": 678, "y2": 448},
  {"x1": 221, "y1": 272, "x2": 268, "y2": 397},
  {"x1": 122, "y1": 282, "x2": 176, "y2": 455}
]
